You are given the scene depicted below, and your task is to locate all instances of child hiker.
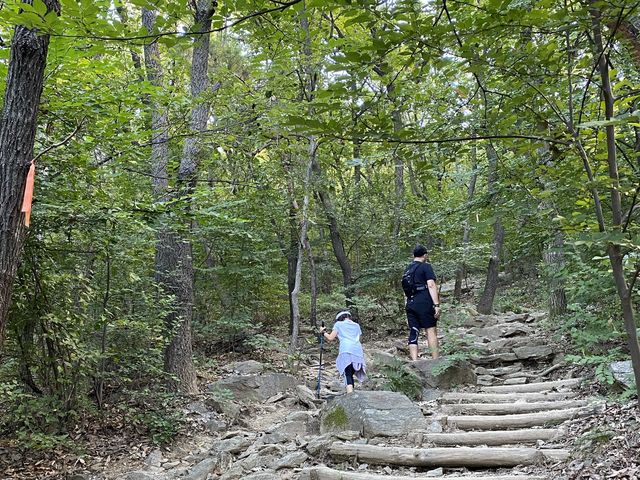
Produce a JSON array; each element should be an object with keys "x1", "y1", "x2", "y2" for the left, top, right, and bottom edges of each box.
[{"x1": 319, "y1": 310, "x2": 367, "y2": 393}]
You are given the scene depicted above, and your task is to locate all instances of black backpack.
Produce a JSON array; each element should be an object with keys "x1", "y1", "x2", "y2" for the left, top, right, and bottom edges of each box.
[{"x1": 402, "y1": 262, "x2": 426, "y2": 297}]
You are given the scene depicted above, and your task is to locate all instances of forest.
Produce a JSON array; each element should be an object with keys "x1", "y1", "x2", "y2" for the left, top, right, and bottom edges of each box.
[{"x1": 0, "y1": 0, "x2": 639, "y2": 478}]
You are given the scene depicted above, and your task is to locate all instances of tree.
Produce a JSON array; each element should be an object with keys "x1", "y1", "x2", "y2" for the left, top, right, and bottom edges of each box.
[{"x1": 0, "y1": 0, "x2": 60, "y2": 351}]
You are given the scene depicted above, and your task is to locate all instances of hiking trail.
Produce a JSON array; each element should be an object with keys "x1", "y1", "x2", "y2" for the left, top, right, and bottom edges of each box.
[{"x1": 118, "y1": 309, "x2": 603, "y2": 480}]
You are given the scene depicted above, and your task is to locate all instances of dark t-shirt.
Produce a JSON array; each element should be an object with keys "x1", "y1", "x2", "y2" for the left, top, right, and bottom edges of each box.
[{"x1": 413, "y1": 261, "x2": 436, "y2": 287}]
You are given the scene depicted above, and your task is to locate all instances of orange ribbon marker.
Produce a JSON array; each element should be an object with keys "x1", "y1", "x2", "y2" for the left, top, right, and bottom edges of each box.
[{"x1": 21, "y1": 161, "x2": 35, "y2": 227}]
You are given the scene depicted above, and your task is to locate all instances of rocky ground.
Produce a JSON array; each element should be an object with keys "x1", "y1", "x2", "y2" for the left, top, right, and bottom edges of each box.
[{"x1": 2, "y1": 303, "x2": 638, "y2": 480}]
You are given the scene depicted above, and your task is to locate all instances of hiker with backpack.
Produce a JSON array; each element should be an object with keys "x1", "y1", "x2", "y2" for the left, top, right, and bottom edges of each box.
[
  {"x1": 402, "y1": 245, "x2": 441, "y2": 361},
  {"x1": 319, "y1": 310, "x2": 367, "y2": 394}
]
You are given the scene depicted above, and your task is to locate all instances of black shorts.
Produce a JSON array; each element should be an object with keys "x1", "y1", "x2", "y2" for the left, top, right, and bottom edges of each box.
[{"x1": 406, "y1": 294, "x2": 437, "y2": 330}]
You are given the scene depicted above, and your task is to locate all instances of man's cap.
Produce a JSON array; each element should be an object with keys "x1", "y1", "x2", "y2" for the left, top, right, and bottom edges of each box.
[
  {"x1": 413, "y1": 244, "x2": 428, "y2": 257},
  {"x1": 335, "y1": 310, "x2": 351, "y2": 321}
]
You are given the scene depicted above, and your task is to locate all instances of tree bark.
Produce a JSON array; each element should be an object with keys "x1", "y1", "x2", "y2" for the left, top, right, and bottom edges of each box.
[
  {"x1": 441, "y1": 399, "x2": 588, "y2": 415},
  {"x1": 301, "y1": 466, "x2": 549, "y2": 480},
  {"x1": 441, "y1": 391, "x2": 578, "y2": 403},
  {"x1": 591, "y1": 5, "x2": 640, "y2": 403},
  {"x1": 329, "y1": 442, "x2": 568, "y2": 468},
  {"x1": 454, "y1": 143, "x2": 478, "y2": 301},
  {"x1": 477, "y1": 144, "x2": 503, "y2": 314},
  {"x1": 0, "y1": 0, "x2": 60, "y2": 351},
  {"x1": 481, "y1": 377, "x2": 581, "y2": 393},
  {"x1": 144, "y1": 1, "x2": 215, "y2": 393},
  {"x1": 290, "y1": 140, "x2": 315, "y2": 352},
  {"x1": 544, "y1": 232, "x2": 567, "y2": 319},
  {"x1": 446, "y1": 407, "x2": 589, "y2": 430},
  {"x1": 421, "y1": 429, "x2": 560, "y2": 447}
]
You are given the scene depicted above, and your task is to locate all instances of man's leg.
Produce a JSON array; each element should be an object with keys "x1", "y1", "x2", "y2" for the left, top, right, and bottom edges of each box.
[
  {"x1": 408, "y1": 326, "x2": 420, "y2": 361},
  {"x1": 426, "y1": 327, "x2": 439, "y2": 359}
]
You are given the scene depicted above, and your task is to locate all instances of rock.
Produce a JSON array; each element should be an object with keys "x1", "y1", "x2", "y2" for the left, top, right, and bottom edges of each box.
[
  {"x1": 214, "y1": 433, "x2": 256, "y2": 454},
  {"x1": 513, "y1": 345, "x2": 554, "y2": 360},
  {"x1": 469, "y1": 325, "x2": 504, "y2": 339},
  {"x1": 268, "y1": 420, "x2": 308, "y2": 438},
  {"x1": 503, "y1": 377, "x2": 528, "y2": 385},
  {"x1": 272, "y1": 451, "x2": 308, "y2": 470},
  {"x1": 320, "y1": 391, "x2": 427, "y2": 438},
  {"x1": 205, "y1": 417, "x2": 228, "y2": 433},
  {"x1": 610, "y1": 360, "x2": 635, "y2": 388},
  {"x1": 184, "y1": 457, "x2": 217, "y2": 480},
  {"x1": 209, "y1": 373, "x2": 298, "y2": 403},
  {"x1": 145, "y1": 449, "x2": 163, "y2": 467},
  {"x1": 305, "y1": 434, "x2": 334, "y2": 455},
  {"x1": 426, "y1": 467, "x2": 444, "y2": 477},
  {"x1": 475, "y1": 364, "x2": 523, "y2": 376},
  {"x1": 421, "y1": 387, "x2": 442, "y2": 402},
  {"x1": 408, "y1": 358, "x2": 477, "y2": 389},
  {"x1": 126, "y1": 472, "x2": 159, "y2": 480},
  {"x1": 334, "y1": 430, "x2": 361, "y2": 440},
  {"x1": 209, "y1": 398, "x2": 243, "y2": 420},
  {"x1": 365, "y1": 349, "x2": 396, "y2": 369},
  {"x1": 502, "y1": 324, "x2": 532, "y2": 337},
  {"x1": 219, "y1": 465, "x2": 244, "y2": 480},
  {"x1": 476, "y1": 375, "x2": 497, "y2": 385},
  {"x1": 296, "y1": 384, "x2": 319, "y2": 408},
  {"x1": 472, "y1": 352, "x2": 519, "y2": 363},
  {"x1": 186, "y1": 401, "x2": 210, "y2": 415},
  {"x1": 244, "y1": 473, "x2": 280, "y2": 480},
  {"x1": 228, "y1": 360, "x2": 265, "y2": 375},
  {"x1": 239, "y1": 445, "x2": 284, "y2": 470}
]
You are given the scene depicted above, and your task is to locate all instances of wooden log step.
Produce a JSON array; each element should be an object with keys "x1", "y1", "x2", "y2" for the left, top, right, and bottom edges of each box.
[
  {"x1": 446, "y1": 407, "x2": 586, "y2": 430},
  {"x1": 422, "y1": 428, "x2": 560, "y2": 446},
  {"x1": 481, "y1": 378, "x2": 581, "y2": 393},
  {"x1": 441, "y1": 391, "x2": 579, "y2": 403},
  {"x1": 299, "y1": 466, "x2": 549, "y2": 480},
  {"x1": 441, "y1": 399, "x2": 588, "y2": 415},
  {"x1": 329, "y1": 442, "x2": 569, "y2": 468},
  {"x1": 441, "y1": 391, "x2": 579, "y2": 404}
]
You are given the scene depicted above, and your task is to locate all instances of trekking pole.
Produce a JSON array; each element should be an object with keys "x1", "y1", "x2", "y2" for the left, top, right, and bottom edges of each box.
[{"x1": 316, "y1": 321, "x2": 325, "y2": 399}]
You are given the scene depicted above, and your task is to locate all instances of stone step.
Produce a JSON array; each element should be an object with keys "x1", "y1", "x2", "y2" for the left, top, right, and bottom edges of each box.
[
  {"x1": 481, "y1": 378, "x2": 582, "y2": 393},
  {"x1": 441, "y1": 391, "x2": 579, "y2": 403},
  {"x1": 445, "y1": 407, "x2": 588, "y2": 430},
  {"x1": 299, "y1": 466, "x2": 550, "y2": 480},
  {"x1": 441, "y1": 399, "x2": 589, "y2": 415},
  {"x1": 329, "y1": 442, "x2": 569, "y2": 468}
]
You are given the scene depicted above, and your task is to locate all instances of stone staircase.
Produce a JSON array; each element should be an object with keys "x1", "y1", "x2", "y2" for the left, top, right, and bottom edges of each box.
[{"x1": 299, "y1": 311, "x2": 600, "y2": 480}]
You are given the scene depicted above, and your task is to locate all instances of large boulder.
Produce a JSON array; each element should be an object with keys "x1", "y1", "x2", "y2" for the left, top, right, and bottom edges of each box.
[
  {"x1": 320, "y1": 391, "x2": 427, "y2": 438},
  {"x1": 208, "y1": 373, "x2": 298, "y2": 403},
  {"x1": 513, "y1": 345, "x2": 554, "y2": 360},
  {"x1": 408, "y1": 358, "x2": 477, "y2": 389},
  {"x1": 610, "y1": 360, "x2": 635, "y2": 389}
]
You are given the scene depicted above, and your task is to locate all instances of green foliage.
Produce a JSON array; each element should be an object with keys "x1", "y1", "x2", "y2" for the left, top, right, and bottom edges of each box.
[
  {"x1": 322, "y1": 405, "x2": 349, "y2": 429},
  {"x1": 378, "y1": 359, "x2": 423, "y2": 401}
]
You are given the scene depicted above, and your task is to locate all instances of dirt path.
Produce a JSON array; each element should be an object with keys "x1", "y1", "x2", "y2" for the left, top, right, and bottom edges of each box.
[{"x1": 300, "y1": 310, "x2": 599, "y2": 480}]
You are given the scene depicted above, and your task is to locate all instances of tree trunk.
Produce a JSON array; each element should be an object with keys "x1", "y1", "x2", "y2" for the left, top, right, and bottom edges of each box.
[
  {"x1": 304, "y1": 232, "x2": 318, "y2": 328},
  {"x1": 144, "y1": 1, "x2": 215, "y2": 393},
  {"x1": 301, "y1": 467, "x2": 548, "y2": 480},
  {"x1": 591, "y1": 5, "x2": 640, "y2": 403},
  {"x1": 477, "y1": 144, "x2": 503, "y2": 315},
  {"x1": 421, "y1": 429, "x2": 560, "y2": 447},
  {"x1": 454, "y1": 143, "x2": 478, "y2": 301},
  {"x1": 441, "y1": 391, "x2": 578, "y2": 403},
  {"x1": 391, "y1": 107, "x2": 404, "y2": 243},
  {"x1": 290, "y1": 139, "x2": 315, "y2": 352},
  {"x1": 0, "y1": 0, "x2": 60, "y2": 351},
  {"x1": 544, "y1": 232, "x2": 567, "y2": 319},
  {"x1": 446, "y1": 407, "x2": 589, "y2": 430},
  {"x1": 328, "y1": 442, "x2": 568, "y2": 468}
]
